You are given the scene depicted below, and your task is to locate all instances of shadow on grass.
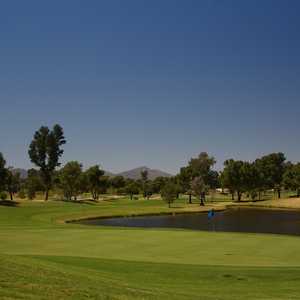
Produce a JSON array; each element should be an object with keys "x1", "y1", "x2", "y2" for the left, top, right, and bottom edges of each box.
[
  {"x1": 57, "y1": 199, "x2": 99, "y2": 206},
  {"x1": 0, "y1": 200, "x2": 19, "y2": 207}
]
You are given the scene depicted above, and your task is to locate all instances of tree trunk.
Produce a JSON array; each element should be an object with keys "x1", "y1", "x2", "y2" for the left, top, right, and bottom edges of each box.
[
  {"x1": 188, "y1": 193, "x2": 192, "y2": 204},
  {"x1": 130, "y1": 194, "x2": 133, "y2": 200},
  {"x1": 237, "y1": 191, "x2": 242, "y2": 202},
  {"x1": 200, "y1": 193, "x2": 205, "y2": 206},
  {"x1": 45, "y1": 189, "x2": 49, "y2": 201},
  {"x1": 231, "y1": 193, "x2": 234, "y2": 201},
  {"x1": 9, "y1": 192, "x2": 13, "y2": 201},
  {"x1": 277, "y1": 189, "x2": 281, "y2": 199}
]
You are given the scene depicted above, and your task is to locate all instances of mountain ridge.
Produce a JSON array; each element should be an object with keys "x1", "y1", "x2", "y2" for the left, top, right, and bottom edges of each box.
[{"x1": 12, "y1": 166, "x2": 173, "y2": 180}]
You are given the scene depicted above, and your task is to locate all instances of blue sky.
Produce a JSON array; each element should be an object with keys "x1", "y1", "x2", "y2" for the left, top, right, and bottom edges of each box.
[{"x1": 1, "y1": 0, "x2": 300, "y2": 174}]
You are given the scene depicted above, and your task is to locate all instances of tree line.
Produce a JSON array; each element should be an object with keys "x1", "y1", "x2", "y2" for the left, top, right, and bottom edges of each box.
[{"x1": 0, "y1": 124, "x2": 300, "y2": 207}]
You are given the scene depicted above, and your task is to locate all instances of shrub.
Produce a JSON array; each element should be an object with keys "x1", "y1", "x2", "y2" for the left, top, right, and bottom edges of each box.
[
  {"x1": 18, "y1": 190, "x2": 26, "y2": 199},
  {"x1": 0, "y1": 192, "x2": 7, "y2": 201}
]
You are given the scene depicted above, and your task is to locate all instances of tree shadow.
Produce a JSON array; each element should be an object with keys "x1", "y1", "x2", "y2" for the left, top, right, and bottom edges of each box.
[{"x1": 0, "y1": 200, "x2": 19, "y2": 207}]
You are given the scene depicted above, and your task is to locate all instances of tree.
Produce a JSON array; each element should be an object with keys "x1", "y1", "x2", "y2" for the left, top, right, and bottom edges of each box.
[
  {"x1": 220, "y1": 159, "x2": 245, "y2": 201},
  {"x1": 181, "y1": 152, "x2": 216, "y2": 204},
  {"x1": 151, "y1": 176, "x2": 168, "y2": 194},
  {"x1": 28, "y1": 125, "x2": 66, "y2": 200},
  {"x1": 125, "y1": 181, "x2": 140, "y2": 200},
  {"x1": 85, "y1": 165, "x2": 105, "y2": 201},
  {"x1": 161, "y1": 181, "x2": 177, "y2": 208},
  {"x1": 25, "y1": 169, "x2": 43, "y2": 200},
  {"x1": 188, "y1": 152, "x2": 216, "y2": 181},
  {"x1": 241, "y1": 162, "x2": 262, "y2": 201},
  {"x1": 283, "y1": 163, "x2": 300, "y2": 197},
  {"x1": 191, "y1": 176, "x2": 209, "y2": 206},
  {"x1": 256, "y1": 153, "x2": 286, "y2": 198},
  {"x1": 111, "y1": 176, "x2": 126, "y2": 191},
  {"x1": 0, "y1": 153, "x2": 7, "y2": 192},
  {"x1": 58, "y1": 161, "x2": 83, "y2": 201},
  {"x1": 141, "y1": 170, "x2": 149, "y2": 199},
  {"x1": 178, "y1": 166, "x2": 193, "y2": 203},
  {"x1": 98, "y1": 176, "x2": 110, "y2": 194},
  {"x1": 5, "y1": 168, "x2": 21, "y2": 201}
]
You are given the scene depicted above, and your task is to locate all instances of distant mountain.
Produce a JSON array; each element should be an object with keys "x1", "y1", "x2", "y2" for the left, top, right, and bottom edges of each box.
[
  {"x1": 12, "y1": 166, "x2": 172, "y2": 181},
  {"x1": 103, "y1": 170, "x2": 115, "y2": 177},
  {"x1": 117, "y1": 166, "x2": 173, "y2": 180}
]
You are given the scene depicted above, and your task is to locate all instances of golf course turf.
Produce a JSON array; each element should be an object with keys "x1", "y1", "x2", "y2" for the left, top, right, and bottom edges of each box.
[{"x1": 1, "y1": 198, "x2": 300, "y2": 299}]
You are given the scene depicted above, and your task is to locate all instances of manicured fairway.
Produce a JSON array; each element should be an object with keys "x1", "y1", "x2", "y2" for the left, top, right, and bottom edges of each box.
[{"x1": 1, "y1": 198, "x2": 300, "y2": 299}]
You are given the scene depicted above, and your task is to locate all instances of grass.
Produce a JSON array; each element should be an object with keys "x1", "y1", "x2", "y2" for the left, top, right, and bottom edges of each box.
[{"x1": 1, "y1": 197, "x2": 300, "y2": 299}]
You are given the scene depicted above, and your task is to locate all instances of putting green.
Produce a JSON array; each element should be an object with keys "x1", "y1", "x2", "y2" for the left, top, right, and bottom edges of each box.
[{"x1": 1, "y1": 199, "x2": 300, "y2": 299}]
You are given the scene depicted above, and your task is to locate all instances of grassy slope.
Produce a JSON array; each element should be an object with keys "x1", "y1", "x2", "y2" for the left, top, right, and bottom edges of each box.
[{"x1": 1, "y1": 198, "x2": 300, "y2": 299}]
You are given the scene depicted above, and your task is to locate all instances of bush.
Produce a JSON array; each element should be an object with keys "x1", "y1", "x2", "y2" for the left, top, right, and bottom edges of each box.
[
  {"x1": 18, "y1": 190, "x2": 26, "y2": 199},
  {"x1": 27, "y1": 189, "x2": 36, "y2": 200},
  {"x1": 0, "y1": 192, "x2": 7, "y2": 201}
]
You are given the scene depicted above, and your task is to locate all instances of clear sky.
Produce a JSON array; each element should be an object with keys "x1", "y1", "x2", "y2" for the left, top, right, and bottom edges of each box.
[{"x1": 1, "y1": 0, "x2": 300, "y2": 174}]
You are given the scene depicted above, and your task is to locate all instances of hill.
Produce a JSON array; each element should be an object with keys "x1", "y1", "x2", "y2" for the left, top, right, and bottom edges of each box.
[
  {"x1": 117, "y1": 166, "x2": 172, "y2": 180},
  {"x1": 12, "y1": 166, "x2": 172, "y2": 180}
]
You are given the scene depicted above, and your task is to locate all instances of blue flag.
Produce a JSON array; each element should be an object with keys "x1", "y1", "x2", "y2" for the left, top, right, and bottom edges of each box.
[{"x1": 208, "y1": 209, "x2": 214, "y2": 220}]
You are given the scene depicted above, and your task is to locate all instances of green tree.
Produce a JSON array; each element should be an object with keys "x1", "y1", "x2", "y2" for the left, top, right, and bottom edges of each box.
[
  {"x1": 125, "y1": 181, "x2": 140, "y2": 200},
  {"x1": 99, "y1": 176, "x2": 110, "y2": 194},
  {"x1": 191, "y1": 176, "x2": 209, "y2": 206},
  {"x1": 6, "y1": 168, "x2": 21, "y2": 201},
  {"x1": 220, "y1": 159, "x2": 246, "y2": 202},
  {"x1": 241, "y1": 162, "x2": 262, "y2": 201},
  {"x1": 28, "y1": 125, "x2": 66, "y2": 200},
  {"x1": 0, "y1": 153, "x2": 7, "y2": 192},
  {"x1": 188, "y1": 152, "x2": 216, "y2": 180},
  {"x1": 178, "y1": 166, "x2": 193, "y2": 203},
  {"x1": 181, "y1": 152, "x2": 216, "y2": 204},
  {"x1": 25, "y1": 169, "x2": 43, "y2": 200},
  {"x1": 283, "y1": 163, "x2": 300, "y2": 197},
  {"x1": 111, "y1": 176, "x2": 126, "y2": 191},
  {"x1": 141, "y1": 170, "x2": 149, "y2": 199},
  {"x1": 151, "y1": 176, "x2": 168, "y2": 194},
  {"x1": 256, "y1": 153, "x2": 286, "y2": 198},
  {"x1": 161, "y1": 181, "x2": 177, "y2": 208},
  {"x1": 58, "y1": 161, "x2": 83, "y2": 201},
  {"x1": 85, "y1": 165, "x2": 105, "y2": 201}
]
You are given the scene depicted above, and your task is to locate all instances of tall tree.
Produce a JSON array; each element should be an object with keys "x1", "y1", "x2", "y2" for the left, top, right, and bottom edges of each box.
[
  {"x1": 188, "y1": 152, "x2": 216, "y2": 181},
  {"x1": 85, "y1": 165, "x2": 104, "y2": 201},
  {"x1": 178, "y1": 166, "x2": 193, "y2": 203},
  {"x1": 28, "y1": 125, "x2": 66, "y2": 200},
  {"x1": 186, "y1": 152, "x2": 217, "y2": 203},
  {"x1": 141, "y1": 170, "x2": 149, "y2": 199},
  {"x1": 191, "y1": 176, "x2": 209, "y2": 206}
]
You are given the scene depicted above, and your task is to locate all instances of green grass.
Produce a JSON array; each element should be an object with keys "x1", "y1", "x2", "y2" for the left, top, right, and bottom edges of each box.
[{"x1": 1, "y1": 198, "x2": 300, "y2": 299}]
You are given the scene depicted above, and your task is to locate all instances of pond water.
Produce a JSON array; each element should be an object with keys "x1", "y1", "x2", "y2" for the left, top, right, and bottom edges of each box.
[{"x1": 77, "y1": 208, "x2": 300, "y2": 236}]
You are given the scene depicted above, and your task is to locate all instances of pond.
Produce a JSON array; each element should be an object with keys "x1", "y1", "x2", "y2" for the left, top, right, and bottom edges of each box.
[{"x1": 77, "y1": 208, "x2": 300, "y2": 236}]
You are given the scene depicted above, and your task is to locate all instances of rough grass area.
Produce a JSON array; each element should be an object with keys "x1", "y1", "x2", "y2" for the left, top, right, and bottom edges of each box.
[{"x1": 1, "y1": 198, "x2": 300, "y2": 299}]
